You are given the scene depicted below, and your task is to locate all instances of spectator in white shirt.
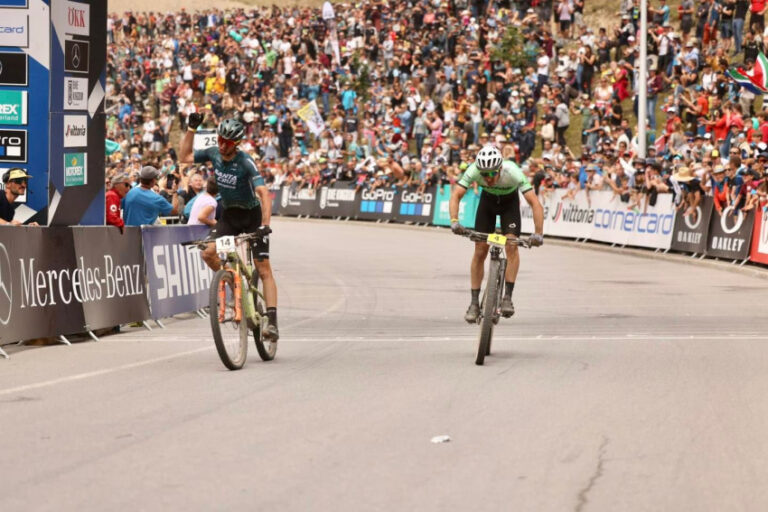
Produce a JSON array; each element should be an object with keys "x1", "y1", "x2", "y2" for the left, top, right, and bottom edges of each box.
[{"x1": 187, "y1": 178, "x2": 218, "y2": 227}]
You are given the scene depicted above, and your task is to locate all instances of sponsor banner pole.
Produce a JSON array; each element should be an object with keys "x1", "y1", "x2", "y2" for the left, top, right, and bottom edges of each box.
[
  {"x1": 705, "y1": 206, "x2": 755, "y2": 259},
  {"x1": 749, "y1": 206, "x2": 768, "y2": 265},
  {"x1": 71, "y1": 226, "x2": 150, "y2": 329},
  {"x1": 670, "y1": 196, "x2": 713, "y2": 254},
  {"x1": 0, "y1": 227, "x2": 86, "y2": 343},
  {"x1": 141, "y1": 225, "x2": 213, "y2": 320}
]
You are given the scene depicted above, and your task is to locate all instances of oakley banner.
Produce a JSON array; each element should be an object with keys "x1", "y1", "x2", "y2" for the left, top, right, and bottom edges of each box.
[
  {"x1": 142, "y1": 225, "x2": 213, "y2": 319},
  {"x1": 71, "y1": 227, "x2": 150, "y2": 330},
  {"x1": 749, "y1": 207, "x2": 768, "y2": 265},
  {"x1": 317, "y1": 183, "x2": 358, "y2": 218},
  {"x1": 0, "y1": 227, "x2": 85, "y2": 342},
  {"x1": 279, "y1": 186, "x2": 319, "y2": 216},
  {"x1": 705, "y1": 207, "x2": 755, "y2": 260},
  {"x1": 670, "y1": 197, "x2": 713, "y2": 254}
]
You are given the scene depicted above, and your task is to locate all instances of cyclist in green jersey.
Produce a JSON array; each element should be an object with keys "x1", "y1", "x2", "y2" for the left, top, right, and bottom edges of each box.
[
  {"x1": 449, "y1": 145, "x2": 545, "y2": 322},
  {"x1": 179, "y1": 113, "x2": 280, "y2": 341}
]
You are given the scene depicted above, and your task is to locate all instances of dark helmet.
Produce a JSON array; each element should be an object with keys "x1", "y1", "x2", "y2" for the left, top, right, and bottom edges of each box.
[{"x1": 217, "y1": 118, "x2": 245, "y2": 141}]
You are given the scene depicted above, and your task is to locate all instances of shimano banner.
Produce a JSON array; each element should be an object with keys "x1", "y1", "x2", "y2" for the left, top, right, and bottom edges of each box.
[
  {"x1": 71, "y1": 227, "x2": 150, "y2": 329},
  {"x1": 705, "y1": 207, "x2": 755, "y2": 259},
  {"x1": 670, "y1": 197, "x2": 713, "y2": 254},
  {"x1": 749, "y1": 207, "x2": 768, "y2": 265},
  {"x1": 521, "y1": 190, "x2": 674, "y2": 249},
  {"x1": 392, "y1": 186, "x2": 437, "y2": 223},
  {"x1": 317, "y1": 183, "x2": 357, "y2": 218},
  {"x1": 279, "y1": 186, "x2": 319, "y2": 216},
  {"x1": 0, "y1": 227, "x2": 86, "y2": 342},
  {"x1": 142, "y1": 225, "x2": 213, "y2": 319}
]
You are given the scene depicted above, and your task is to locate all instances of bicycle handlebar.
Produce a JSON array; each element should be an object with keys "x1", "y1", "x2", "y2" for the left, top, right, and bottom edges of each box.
[
  {"x1": 458, "y1": 229, "x2": 532, "y2": 248},
  {"x1": 180, "y1": 231, "x2": 265, "y2": 249}
]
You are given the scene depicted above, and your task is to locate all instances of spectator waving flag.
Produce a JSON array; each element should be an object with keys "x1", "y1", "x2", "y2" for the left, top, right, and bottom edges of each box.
[{"x1": 727, "y1": 52, "x2": 768, "y2": 95}]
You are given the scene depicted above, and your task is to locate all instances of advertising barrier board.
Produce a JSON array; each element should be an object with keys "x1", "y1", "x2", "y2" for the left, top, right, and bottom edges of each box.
[
  {"x1": 356, "y1": 187, "x2": 397, "y2": 221},
  {"x1": 705, "y1": 206, "x2": 755, "y2": 259},
  {"x1": 432, "y1": 186, "x2": 480, "y2": 228},
  {"x1": 279, "y1": 186, "x2": 319, "y2": 216},
  {"x1": 317, "y1": 183, "x2": 358, "y2": 218},
  {"x1": 72, "y1": 227, "x2": 150, "y2": 330},
  {"x1": 749, "y1": 207, "x2": 768, "y2": 265},
  {"x1": 141, "y1": 225, "x2": 213, "y2": 320},
  {"x1": 670, "y1": 197, "x2": 713, "y2": 254},
  {"x1": 392, "y1": 186, "x2": 436, "y2": 223}
]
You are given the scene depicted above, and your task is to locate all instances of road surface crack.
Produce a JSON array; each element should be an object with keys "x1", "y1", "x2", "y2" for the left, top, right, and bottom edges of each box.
[{"x1": 574, "y1": 436, "x2": 610, "y2": 512}]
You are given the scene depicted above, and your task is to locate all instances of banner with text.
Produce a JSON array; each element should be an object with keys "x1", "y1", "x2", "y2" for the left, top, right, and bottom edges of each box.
[
  {"x1": 279, "y1": 186, "x2": 319, "y2": 216},
  {"x1": 317, "y1": 183, "x2": 358, "y2": 218},
  {"x1": 141, "y1": 225, "x2": 213, "y2": 320},
  {"x1": 392, "y1": 186, "x2": 437, "y2": 223},
  {"x1": 749, "y1": 206, "x2": 768, "y2": 265},
  {"x1": 670, "y1": 197, "x2": 714, "y2": 254},
  {"x1": 432, "y1": 186, "x2": 480, "y2": 228},
  {"x1": 72, "y1": 227, "x2": 150, "y2": 330},
  {"x1": 705, "y1": 206, "x2": 755, "y2": 259}
]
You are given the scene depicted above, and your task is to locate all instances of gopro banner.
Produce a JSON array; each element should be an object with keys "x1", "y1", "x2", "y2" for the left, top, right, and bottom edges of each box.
[
  {"x1": 279, "y1": 186, "x2": 319, "y2": 217},
  {"x1": 670, "y1": 197, "x2": 714, "y2": 254},
  {"x1": 705, "y1": 206, "x2": 755, "y2": 259},
  {"x1": 0, "y1": 227, "x2": 86, "y2": 342},
  {"x1": 316, "y1": 183, "x2": 358, "y2": 218},
  {"x1": 749, "y1": 207, "x2": 768, "y2": 265},
  {"x1": 392, "y1": 186, "x2": 436, "y2": 223},
  {"x1": 357, "y1": 187, "x2": 396, "y2": 221},
  {"x1": 142, "y1": 225, "x2": 213, "y2": 320}
]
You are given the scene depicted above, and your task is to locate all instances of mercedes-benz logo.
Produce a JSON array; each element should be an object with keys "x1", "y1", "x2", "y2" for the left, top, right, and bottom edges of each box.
[
  {"x1": 71, "y1": 44, "x2": 81, "y2": 69},
  {"x1": 0, "y1": 243, "x2": 11, "y2": 326}
]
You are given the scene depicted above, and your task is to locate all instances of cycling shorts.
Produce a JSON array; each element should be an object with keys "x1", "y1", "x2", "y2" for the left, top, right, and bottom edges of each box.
[
  {"x1": 474, "y1": 190, "x2": 522, "y2": 237},
  {"x1": 210, "y1": 207, "x2": 269, "y2": 260}
]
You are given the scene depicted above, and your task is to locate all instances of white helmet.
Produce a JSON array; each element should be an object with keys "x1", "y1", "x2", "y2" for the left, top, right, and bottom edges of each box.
[{"x1": 475, "y1": 145, "x2": 503, "y2": 171}]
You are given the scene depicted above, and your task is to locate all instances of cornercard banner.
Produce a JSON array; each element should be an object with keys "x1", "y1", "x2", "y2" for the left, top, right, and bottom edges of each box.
[
  {"x1": 0, "y1": 226, "x2": 85, "y2": 342},
  {"x1": 749, "y1": 207, "x2": 768, "y2": 265},
  {"x1": 705, "y1": 206, "x2": 755, "y2": 259},
  {"x1": 521, "y1": 190, "x2": 674, "y2": 249},
  {"x1": 71, "y1": 227, "x2": 150, "y2": 329},
  {"x1": 670, "y1": 197, "x2": 713, "y2": 254},
  {"x1": 142, "y1": 225, "x2": 213, "y2": 319}
]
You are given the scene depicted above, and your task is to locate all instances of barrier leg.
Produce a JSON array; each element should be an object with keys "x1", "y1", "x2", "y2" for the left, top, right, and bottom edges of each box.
[
  {"x1": 87, "y1": 330, "x2": 100, "y2": 342},
  {"x1": 700, "y1": 254, "x2": 707, "y2": 260},
  {"x1": 690, "y1": 253, "x2": 698, "y2": 258},
  {"x1": 58, "y1": 335, "x2": 72, "y2": 346},
  {"x1": 141, "y1": 321, "x2": 153, "y2": 331},
  {"x1": 0, "y1": 346, "x2": 8, "y2": 359},
  {"x1": 739, "y1": 259, "x2": 749, "y2": 266},
  {"x1": 154, "y1": 319, "x2": 166, "y2": 329}
]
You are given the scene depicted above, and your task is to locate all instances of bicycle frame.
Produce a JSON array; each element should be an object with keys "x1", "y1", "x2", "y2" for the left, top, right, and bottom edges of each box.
[{"x1": 212, "y1": 236, "x2": 264, "y2": 327}]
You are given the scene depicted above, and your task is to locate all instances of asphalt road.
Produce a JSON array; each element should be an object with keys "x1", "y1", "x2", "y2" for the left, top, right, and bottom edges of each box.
[{"x1": 2, "y1": 218, "x2": 768, "y2": 511}]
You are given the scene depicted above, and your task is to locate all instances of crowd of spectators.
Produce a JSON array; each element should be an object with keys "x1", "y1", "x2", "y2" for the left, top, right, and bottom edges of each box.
[{"x1": 103, "y1": 0, "x2": 768, "y2": 225}]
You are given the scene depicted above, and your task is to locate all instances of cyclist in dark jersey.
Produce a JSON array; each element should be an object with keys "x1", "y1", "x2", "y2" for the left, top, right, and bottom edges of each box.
[
  {"x1": 450, "y1": 145, "x2": 545, "y2": 322},
  {"x1": 179, "y1": 113, "x2": 279, "y2": 341}
]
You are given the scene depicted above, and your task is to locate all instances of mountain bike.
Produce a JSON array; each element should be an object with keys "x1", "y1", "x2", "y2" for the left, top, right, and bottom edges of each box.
[
  {"x1": 457, "y1": 229, "x2": 530, "y2": 365},
  {"x1": 183, "y1": 233, "x2": 276, "y2": 370}
]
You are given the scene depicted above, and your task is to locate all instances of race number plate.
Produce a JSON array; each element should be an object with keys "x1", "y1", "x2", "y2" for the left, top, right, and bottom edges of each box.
[
  {"x1": 487, "y1": 233, "x2": 507, "y2": 246},
  {"x1": 216, "y1": 236, "x2": 236, "y2": 253}
]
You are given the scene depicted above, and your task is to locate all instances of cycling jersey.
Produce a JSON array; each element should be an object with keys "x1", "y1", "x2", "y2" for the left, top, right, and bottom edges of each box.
[
  {"x1": 194, "y1": 147, "x2": 265, "y2": 210},
  {"x1": 458, "y1": 160, "x2": 533, "y2": 196}
]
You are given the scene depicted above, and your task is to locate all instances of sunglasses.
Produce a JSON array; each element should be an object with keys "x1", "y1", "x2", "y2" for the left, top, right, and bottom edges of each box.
[
  {"x1": 218, "y1": 135, "x2": 239, "y2": 147},
  {"x1": 480, "y1": 170, "x2": 499, "y2": 178},
  {"x1": 10, "y1": 178, "x2": 28, "y2": 185}
]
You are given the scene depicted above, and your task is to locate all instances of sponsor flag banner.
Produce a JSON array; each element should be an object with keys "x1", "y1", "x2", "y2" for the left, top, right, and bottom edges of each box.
[
  {"x1": 141, "y1": 225, "x2": 213, "y2": 319},
  {"x1": 0, "y1": 227, "x2": 85, "y2": 342},
  {"x1": 671, "y1": 197, "x2": 713, "y2": 253},
  {"x1": 432, "y1": 186, "x2": 480, "y2": 228},
  {"x1": 392, "y1": 185, "x2": 436, "y2": 222},
  {"x1": 279, "y1": 185, "x2": 319, "y2": 216},
  {"x1": 317, "y1": 183, "x2": 358, "y2": 218},
  {"x1": 521, "y1": 190, "x2": 675, "y2": 249},
  {"x1": 71, "y1": 227, "x2": 150, "y2": 329},
  {"x1": 706, "y1": 206, "x2": 755, "y2": 259},
  {"x1": 296, "y1": 100, "x2": 325, "y2": 136},
  {"x1": 749, "y1": 207, "x2": 768, "y2": 265}
]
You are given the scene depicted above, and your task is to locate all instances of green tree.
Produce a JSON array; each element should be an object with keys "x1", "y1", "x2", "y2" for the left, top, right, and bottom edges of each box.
[
  {"x1": 348, "y1": 50, "x2": 372, "y2": 104},
  {"x1": 490, "y1": 25, "x2": 528, "y2": 69}
]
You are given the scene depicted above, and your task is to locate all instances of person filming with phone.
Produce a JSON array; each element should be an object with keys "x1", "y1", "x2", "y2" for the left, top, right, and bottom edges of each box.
[{"x1": 122, "y1": 165, "x2": 180, "y2": 226}]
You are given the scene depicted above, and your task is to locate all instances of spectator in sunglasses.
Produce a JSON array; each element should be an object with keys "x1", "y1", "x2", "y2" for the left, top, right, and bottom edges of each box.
[{"x1": 1, "y1": 168, "x2": 38, "y2": 226}]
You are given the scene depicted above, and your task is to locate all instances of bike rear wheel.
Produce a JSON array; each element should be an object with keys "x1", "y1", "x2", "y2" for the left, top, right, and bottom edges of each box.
[
  {"x1": 210, "y1": 269, "x2": 248, "y2": 370},
  {"x1": 251, "y1": 274, "x2": 277, "y2": 361},
  {"x1": 476, "y1": 259, "x2": 501, "y2": 365}
]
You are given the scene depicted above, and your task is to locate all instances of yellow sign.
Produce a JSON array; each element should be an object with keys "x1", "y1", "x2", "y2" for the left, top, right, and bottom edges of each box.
[{"x1": 486, "y1": 233, "x2": 507, "y2": 246}]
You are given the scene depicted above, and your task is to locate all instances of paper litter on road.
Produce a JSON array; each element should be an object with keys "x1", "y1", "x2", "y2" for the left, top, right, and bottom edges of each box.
[{"x1": 431, "y1": 435, "x2": 451, "y2": 444}]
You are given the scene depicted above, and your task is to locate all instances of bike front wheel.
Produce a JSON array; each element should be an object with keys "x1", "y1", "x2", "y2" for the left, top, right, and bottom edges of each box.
[
  {"x1": 210, "y1": 269, "x2": 248, "y2": 370},
  {"x1": 250, "y1": 274, "x2": 276, "y2": 361},
  {"x1": 476, "y1": 259, "x2": 501, "y2": 365}
]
